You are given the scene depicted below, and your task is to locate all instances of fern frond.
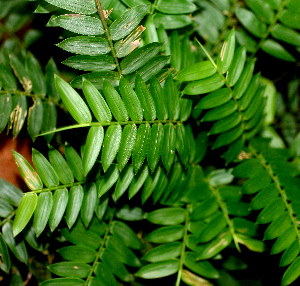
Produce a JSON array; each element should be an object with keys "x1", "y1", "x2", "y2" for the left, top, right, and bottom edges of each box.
[
  {"x1": 41, "y1": 214, "x2": 141, "y2": 286},
  {"x1": 177, "y1": 30, "x2": 266, "y2": 162},
  {"x1": 11, "y1": 117, "x2": 202, "y2": 237},
  {"x1": 235, "y1": 0, "x2": 299, "y2": 61},
  {"x1": 38, "y1": 0, "x2": 201, "y2": 86},
  {"x1": 41, "y1": 1, "x2": 172, "y2": 86},
  {"x1": 11, "y1": 144, "x2": 88, "y2": 235},
  {"x1": 194, "y1": 0, "x2": 300, "y2": 61},
  {"x1": 137, "y1": 165, "x2": 263, "y2": 284},
  {"x1": 233, "y1": 138, "x2": 300, "y2": 285},
  {"x1": 41, "y1": 73, "x2": 193, "y2": 174}
]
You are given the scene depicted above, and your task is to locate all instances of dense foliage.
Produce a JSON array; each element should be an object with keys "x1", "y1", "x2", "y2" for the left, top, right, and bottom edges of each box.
[{"x1": 0, "y1": 0, "x2": 300, "y2": 285}]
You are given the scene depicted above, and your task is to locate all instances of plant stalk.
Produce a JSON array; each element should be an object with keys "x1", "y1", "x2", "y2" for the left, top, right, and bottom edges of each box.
[
  {"x1": 175, "y1": 206, "x2": 190, "y2": 286},
  {"x1": 208, "y1": 182, "x2": 241, "y2": 252},
  {"x1": 0, "y1": 211, "x2": 15, "y2": 227},
  {"x1": 26, "y1": 180, "x2": 86, "y2": 195},
  {"x1": 37, "y1": 119, "x2": 184, "y2": 137},
  {"x1": 84, "y1": 209, "x2": 115, "y2": 286},
  {"x1": 95, "y1": 0, "x2": 122, "y2": 77}
]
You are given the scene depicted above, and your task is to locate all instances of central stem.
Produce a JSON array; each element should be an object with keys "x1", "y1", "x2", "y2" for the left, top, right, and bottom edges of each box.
[
  {"x1": 26, "y1": 180, "x2": 87, "y2": 194},
  {"x1": 38, "y1": 119, "x2": 184, "y2": 137},
  {"x1": 208, "y1": 182, "x2": 241, "y2": 252},
  {"x1": 84, "y1": 210, "x2": 115, "y2": 286},
  {"x1": 175, "y1": 206, "x2": 190, "y2": 286},
  {"x1": 95, "y1": 0, "x2": 122, "y2": 77},
  {"x1": 250, "y1": 147, "x2": 300, "y2": 248},
  {"x1": 0, "y1": 211, "x2": 15, "y2": 227}
]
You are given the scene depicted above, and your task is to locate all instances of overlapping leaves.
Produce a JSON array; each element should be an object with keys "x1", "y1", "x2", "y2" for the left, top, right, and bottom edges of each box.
[
  {"x1": 12, "y1": 121, "x2": 203, "y2": 238},
  {"x1": 12, "y1": 144, "x2": 89, "y2": 236},
  {"x1": 41, "y1": 216, "x2": 142, "y2": 286},
  {"x1": 3, "y1": 1, "x2": 300, "y2": 285},
  {"x1": 41, "y1": 1, "x2": 171, "y2": 88},
  {"x1": 0, "y1": 46, "x2": 60, "y2": 142},
  {"x1": 233, "y1": 138, "x2": 300, "y2": 285},
  {"x1": 194, "y1": 0, "x2": 231, "y2": 47},
  {"x1": 0, "y1": 178, "x2": 44, "y2": 277},
  {"x1": 177, "y1": 29, "x2": 266, "y2": 163},
  {"x1": 53, "y1": 73, "x2": 192, "y2": 176},
  {"x1": 136, "y1": 167, "x2": 263, "y2": 283},
  {"x1": 97, "y1": 127, "x2": 208, "y2": 204},
  {"x1": 235, "y1": 0, "x2": 300, "y2": 61},
  {"x1": 194, "y1": 0, "x2": 299, "y2": 61}
]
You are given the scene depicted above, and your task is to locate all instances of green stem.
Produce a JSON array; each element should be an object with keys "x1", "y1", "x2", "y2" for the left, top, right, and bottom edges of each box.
[
  {"x1": 37, "y1": 119, "x2": 184, "y2": 137},
  {"x1": 26, "y1": 180, "x2": 86, "y2": 195},
  {"x1": 175, "y1": 205, "x2": 190, "y2": 286},
  {"x1": 250, "y1": 147, "x2": 300, "y2": 247},
  {"x1": 208, "y1": 182, "x2": 241, "y2": 252},
  {"x1": 0, "y1": 90, "x2": 65, "y2": 111},
  {"x1": 0, "y1": 211, "x2": 15, "y2": 228},
  {"x1": 250, "y1": 0, "x2": 289, "y2": 59},
  {"x1": 84, "y1": 210, "x2": 115, "y2": 286},
  {"x1": 151, "y1": 0, "x2": 159, "y2": 14},
  {"x1": 195, "y1": 39, "x2": 217, "y2": 70},
  {"x1": 95, "y1": 0, "x2": 122, "y2": 77}
]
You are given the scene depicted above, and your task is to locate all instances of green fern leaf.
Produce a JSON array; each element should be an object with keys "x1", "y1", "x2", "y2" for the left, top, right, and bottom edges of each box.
[
  {"x1": 128, "y1": 165, "x2": 149, "y2": 199},
  {"x1": 119, "y1": 77, "x2": 143, "y2": 121},
  {"x1": 82, "y1": 126, "x2": 104, "y2": 176},
  {"x1": 132, "y1": 123, "x2": 151, "y2": 173},
  {"x1": 65, "y1": 186, "x2": 84, "y2": 229},
  {"x1": 49, "y1": 188, "x2": 69, "y2": 232},
  {"x1": 113, "y1": 165, "x2": 134, "y2": 201},
  {"x1": 103, "y1": 80, "x2": 128, "y2": 122},
  {"x1": 33, "y1": 192, "x2": 53, "y2": 237}
]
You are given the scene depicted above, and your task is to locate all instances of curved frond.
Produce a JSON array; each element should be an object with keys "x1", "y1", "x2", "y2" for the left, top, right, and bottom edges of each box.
[
  {"x1": 48, "y1": 74, "x2": 193, "y2": 174},
  {"x1": 177, "y1": 30, "x2": 266, "y2": 162},
  {"x1": 41, "y1": 214, "x2": 141, "y2": 286},
  {"x1": 136, "y1": 165, "x2": 263, "y2": 284},
  {"x1": 233, "y1": 138, "x2": 300, "y2": 285}
]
